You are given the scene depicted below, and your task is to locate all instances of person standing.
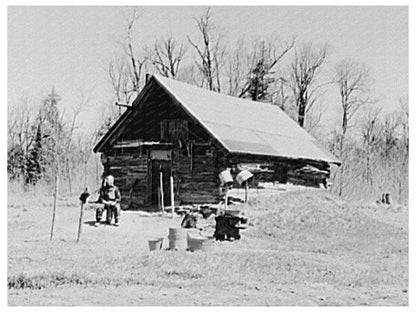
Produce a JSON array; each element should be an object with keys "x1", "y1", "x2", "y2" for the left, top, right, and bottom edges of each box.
[{"x1": 98, "y1": 175, "x2": 121, "y2": 226}]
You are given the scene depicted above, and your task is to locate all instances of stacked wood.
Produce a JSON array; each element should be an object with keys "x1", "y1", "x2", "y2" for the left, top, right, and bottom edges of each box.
[
  {"x1": 287, "y1": 165, "x2": 329, "y2": 187},
  {"x1": 227, "y1": 153, "x2": 330, "y2": 187}
]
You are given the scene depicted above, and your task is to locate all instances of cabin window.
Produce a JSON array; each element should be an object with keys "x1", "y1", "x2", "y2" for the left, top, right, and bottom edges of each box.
[{"x1": 160, "y1": 120, "x2": 189, "y2": 142}]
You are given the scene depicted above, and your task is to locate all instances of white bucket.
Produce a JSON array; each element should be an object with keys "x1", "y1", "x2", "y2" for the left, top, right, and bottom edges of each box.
[
  {"x1": 187, "y1": 235, "x2": 207, "y2": 252},
  {"x1": 148, "y1": 238, "x2": 164, "y2": 251},
  {"x1": 236, "y1": 170, "x2": 253, "y2": 185},
  {"x1": 219, "y1": 169, "x2": 233, "y2": 186}
]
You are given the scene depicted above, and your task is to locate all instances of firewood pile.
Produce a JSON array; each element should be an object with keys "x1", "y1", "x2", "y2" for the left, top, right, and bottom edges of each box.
[{"x1": 288, "y1": 165, "x2": 330, "y2": 187}]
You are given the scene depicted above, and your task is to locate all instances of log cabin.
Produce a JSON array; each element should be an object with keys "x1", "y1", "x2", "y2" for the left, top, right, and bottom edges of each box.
[{"x1": 93, "y1": 74, "x2": 340, "y2": 210}]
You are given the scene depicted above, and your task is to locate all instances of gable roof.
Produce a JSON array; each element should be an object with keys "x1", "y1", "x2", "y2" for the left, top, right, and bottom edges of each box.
[{"x1": 94, "y1": 75, "x2": 340, "y2": 165}]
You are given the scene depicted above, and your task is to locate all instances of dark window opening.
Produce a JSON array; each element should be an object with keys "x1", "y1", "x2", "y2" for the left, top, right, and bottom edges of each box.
[{"x1": 160, "y1": 119, "x2": 189, "y2": 142}]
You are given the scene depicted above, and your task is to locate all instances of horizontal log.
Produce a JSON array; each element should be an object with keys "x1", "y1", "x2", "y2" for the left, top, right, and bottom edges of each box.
[{"x1": 180, "y1": 194, "x2": 220, "y2": 204}]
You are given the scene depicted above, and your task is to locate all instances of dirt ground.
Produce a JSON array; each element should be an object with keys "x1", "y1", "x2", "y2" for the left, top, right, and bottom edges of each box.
[{"x1": 7, "y1": 186, "x2": 408, "y2": 306}]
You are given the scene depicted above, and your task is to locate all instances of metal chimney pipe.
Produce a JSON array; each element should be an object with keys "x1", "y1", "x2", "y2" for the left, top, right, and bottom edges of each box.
[{"x1": 145, "y1": 73, "x2": 151, "y2": 84}]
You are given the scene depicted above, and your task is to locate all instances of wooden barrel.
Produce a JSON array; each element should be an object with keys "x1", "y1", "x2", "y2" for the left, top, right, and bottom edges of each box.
[{"x1": 168, "y1": 227, "x2": 187, "y2": 250}]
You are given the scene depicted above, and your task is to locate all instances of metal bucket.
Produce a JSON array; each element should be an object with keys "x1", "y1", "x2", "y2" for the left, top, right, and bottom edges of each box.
[
  {"x1": 168, "y1": 227, "x2": 187, "y2": 251},
  {"x1": 187, "y1": 235, "x2": 206, "y2": 252},
  {"x1": 236, "y1": 170, "x2": 253, "y2": 185},
  {"x1": 148, "y1": 238, "x2": 164, "y2": 251},
  {"x1": 219, "y1": 169, "x2": 233, "y2": 186}
]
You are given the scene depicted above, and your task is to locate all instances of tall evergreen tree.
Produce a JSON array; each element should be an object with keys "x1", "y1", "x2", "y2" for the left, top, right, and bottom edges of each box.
[{"x1": 25, "y1": 124, "x2": 43, "y2": 185}]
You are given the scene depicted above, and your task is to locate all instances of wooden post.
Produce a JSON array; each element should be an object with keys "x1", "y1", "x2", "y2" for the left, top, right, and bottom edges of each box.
[
  {"x1": 224, "y1": 187, "x2": 228, "y2": 212},
  {"x1": 83, "y1": 160, "x2": 88, "y2": 188},
  {"x1": 76, "y1": 188, "x2": 90, "y2": 243},
  {"x1": 244, "y1": 181, "x2": 249, "y2": 203},
  {"x1": 189, "y1": 142, "x2": 193, "y2": 171},
  {"x1": 76, "y1": 202, "x2": 85, "y2": 243},
  {"x1": 170, "y1": 175, "x2": 174, "y2": 218},
  {"x1": 50, "y1": 172, "x2": 59, "y2": 241},
  {"x1": 157, "y1": 186, "x2": 161, "y2": 212},
  {"x1": 160, "y1": 169, "x2": 165, "y2": 215}
]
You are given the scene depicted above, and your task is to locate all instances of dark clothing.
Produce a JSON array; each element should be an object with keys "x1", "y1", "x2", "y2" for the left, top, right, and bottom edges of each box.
[
  {"x1": 105, "y1": 203, "x2": 121, "y2": 224},
  {"x1": 79, "y1": 191, "x2": 90, "y2": 204},
  {"x1": 96, "y1": 184, "x2": 121, "y2": 224},
  {"x1": 96, "y1": 205, "x2": 105, "y2": 222},
  {"x1": 100, "y1": 185, "x2": 121, "y2": 203}
]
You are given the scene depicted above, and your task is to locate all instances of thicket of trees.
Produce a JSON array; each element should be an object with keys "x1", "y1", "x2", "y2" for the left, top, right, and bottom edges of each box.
[
  {"x1": 7, "y1": 89, "x2": 100, "y2": 195},
  {"x1": 7, "y1": 8, "x2": 408, "y2": 204}
]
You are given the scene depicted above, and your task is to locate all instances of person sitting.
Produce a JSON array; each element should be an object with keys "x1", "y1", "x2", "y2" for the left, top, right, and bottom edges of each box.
[
  {"x1": 97, "y1": 175, "x2": 121, "y2": 226},
  {"x1": 95, "y1": 179, "x2": 106, "y2": 225}
]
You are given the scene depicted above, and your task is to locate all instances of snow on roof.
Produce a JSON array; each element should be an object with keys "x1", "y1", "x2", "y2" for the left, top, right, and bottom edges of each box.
[{"x1": 154, "y1": 75, "x2": 340, "y2": 164}]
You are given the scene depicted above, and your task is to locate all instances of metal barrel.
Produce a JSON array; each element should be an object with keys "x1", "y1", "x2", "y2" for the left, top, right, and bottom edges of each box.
[{"x1": 168, "y1": 227, "x2": 187, "y2": 250}]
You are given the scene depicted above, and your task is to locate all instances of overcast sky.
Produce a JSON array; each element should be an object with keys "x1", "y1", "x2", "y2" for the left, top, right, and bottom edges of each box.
[{"x1": 8, "y1": 6, "x2": 408, "y2": 134}]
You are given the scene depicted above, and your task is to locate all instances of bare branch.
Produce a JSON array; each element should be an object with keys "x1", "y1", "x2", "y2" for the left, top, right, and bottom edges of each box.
[
  {"x1": 187, "y1": 8, "x2": 225, "y2": 92},
  {"x1": 289, "y1": 42, "x2": 328, "y2": 127},
  {"x1": 238, "y1": 36, "x2": 295, "y2": 101},
  {"x1": 334, "y1": 58, "x2": 372, "y2": 136},
  {"x1": 147, "y1": 34, "x2": 187, "y2": 78}
]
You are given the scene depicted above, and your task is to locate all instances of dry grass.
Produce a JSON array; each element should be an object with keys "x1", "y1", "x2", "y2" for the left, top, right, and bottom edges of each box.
[{"x1": 7, "y1": 187, "x2": 408, "y2": 306}]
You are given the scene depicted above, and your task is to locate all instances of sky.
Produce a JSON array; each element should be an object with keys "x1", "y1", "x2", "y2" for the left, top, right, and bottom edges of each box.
[{"x1": 7, "y1": 6, "x2": 408, "y2": 134}]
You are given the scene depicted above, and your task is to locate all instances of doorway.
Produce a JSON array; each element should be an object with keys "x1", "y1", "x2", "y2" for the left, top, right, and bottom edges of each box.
[{"x1": 151, "y1": 159, "x2": 172, "y2": 206}]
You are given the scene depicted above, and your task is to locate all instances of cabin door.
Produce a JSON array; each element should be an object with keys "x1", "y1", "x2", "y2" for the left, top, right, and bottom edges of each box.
[{"x1": 151, "y1": 159, "x2": 172, "y2": 206}]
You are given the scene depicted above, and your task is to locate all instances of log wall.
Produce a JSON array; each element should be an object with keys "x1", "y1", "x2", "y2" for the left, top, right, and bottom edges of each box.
[
  {"x1": 101, "y1": 144, "x2": 221, "y2": 210},
  {"x1": 102, "y1": 149, "x2": 151, "y2": 209},
  {"x1": 172, "y1": 146, "x2": 220, "y2": 204},
  {"x1": 101, "y1": 146, "x2": 331, "y2": 210}
]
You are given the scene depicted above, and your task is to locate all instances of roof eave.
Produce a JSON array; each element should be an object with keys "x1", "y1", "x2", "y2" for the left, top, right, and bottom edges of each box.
[
  {"x1": 93, "y1": 79, "x2": 154, "y2": 153},
  {"x1": 227, "y1": 150, "x2": 341, "y2": 166}
]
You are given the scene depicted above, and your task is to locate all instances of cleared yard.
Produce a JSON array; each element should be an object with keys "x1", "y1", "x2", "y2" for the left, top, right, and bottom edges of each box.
[{"x1": 7, "y1": 187, "x2": 408, "y2": 306}]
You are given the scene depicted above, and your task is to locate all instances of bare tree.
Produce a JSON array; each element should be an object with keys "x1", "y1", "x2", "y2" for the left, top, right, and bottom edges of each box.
[
  {"x1": 335, "y1": 59, "x2": 371, "y2": 138},
  {"x1": 62, "y1": 89, "x2": 90, "y2": 194},
  {"x1": 187, "y1": 8, "x2": 226, "y2": 92},
  {"x1": 397, "y1": 96, "x2": 408, "y2": 150},
  {"x1": 272, "y1": 76, "x2": 290, "y2": 110},
  {"x1": 224, "y1": 39, "x2": 247, "y2": 96},
  {"x1": 360, "y1": 106, "x2": 382, "y2": 186},
  {"x1": 147, "y1": 35, "x2": 187, "y2": 79},
  {"x1": 7, "y1": 94, "x2": 38, "y2": 181},
  {"x1": 334, "y1": 59, "x2": 371, "y2": 196},
  {"x1": 395, "y1": 97, "x2": 408, "y2": 203},
  {"x1": 290, "y1": 42, "x2": 328, "y2": 127},
  {"x1": 239, "y1": 37, "x2": 295, "y2": 102},
  {"x1": 8, "y1": 93, "x2": 36, "y2": 151},
  {"x1": 108, "y1": 8, "x2": 147, "y2": 109},
  {"x1": 108, "y1": 58, "x2": 130, "y2": 104},
  {"x1": 124, "y1": 9, "x2": 146, "y2": 93}
]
